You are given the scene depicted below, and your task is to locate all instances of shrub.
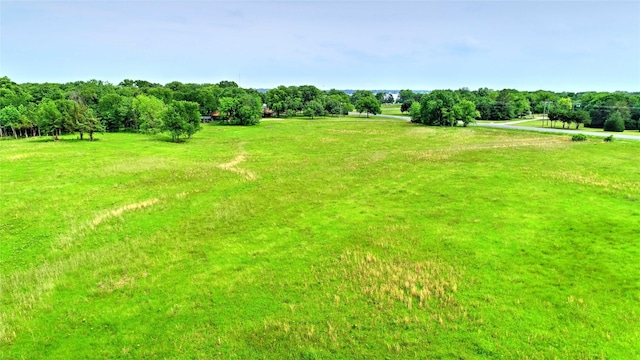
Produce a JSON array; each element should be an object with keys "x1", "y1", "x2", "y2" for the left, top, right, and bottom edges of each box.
[
  {"x1": 571, "y1": 134, "x2": 587, "y2": 141},
  {"x1": 604, "y1": 135, "x2": 614, "y2": 142}
]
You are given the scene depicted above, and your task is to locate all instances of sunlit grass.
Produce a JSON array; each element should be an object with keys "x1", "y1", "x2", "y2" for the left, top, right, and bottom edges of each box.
[
  {"x1": 511, "y1": 119, "x2": 637, "y2": 133},
  {"x1": 380, "y1": 104, "x2": 405, "y2": 116},
  {"x1": 1, "y1": 120, "x2": 639, "y2": 358}
]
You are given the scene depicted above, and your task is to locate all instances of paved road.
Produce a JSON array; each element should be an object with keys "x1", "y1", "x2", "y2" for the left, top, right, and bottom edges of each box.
[{"x1": 349, "y1": 112, "x2": 640, "y2": 141}]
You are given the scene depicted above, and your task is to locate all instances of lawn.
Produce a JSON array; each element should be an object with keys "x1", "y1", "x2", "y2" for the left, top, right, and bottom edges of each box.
[
  {"x1": 510, "y1": 119, "x2": 638, "y2": 134},
  {"x1": 380, "y1": 104, "x2": 405, "y2": 116},
  {"x1": 1, "y1": 119, "x2": 639, "y2": 358}
]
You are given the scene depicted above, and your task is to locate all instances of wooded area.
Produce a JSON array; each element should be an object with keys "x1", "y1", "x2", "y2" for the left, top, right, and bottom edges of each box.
[{"x1": 1, "y1": 76, "x2": 638, "y2": 143}]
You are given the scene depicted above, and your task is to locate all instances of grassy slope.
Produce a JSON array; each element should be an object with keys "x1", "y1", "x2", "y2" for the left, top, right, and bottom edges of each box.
[{"x1": 1, "y1": 120, "x2": 639, "y2": 358}]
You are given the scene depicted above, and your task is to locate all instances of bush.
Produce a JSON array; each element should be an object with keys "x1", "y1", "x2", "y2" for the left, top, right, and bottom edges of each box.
[
  {"x1": 604, "y1": 135, "x2": 614, "y2": 142},
  {"x1": 571, "y1": 134, "x2": 587, "y2": 141},
  {"x1": 604, "y1": 111, "x2": 625, "y2": 132}
]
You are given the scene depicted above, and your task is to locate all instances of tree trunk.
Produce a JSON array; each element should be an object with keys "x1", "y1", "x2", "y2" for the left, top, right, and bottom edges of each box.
[
  {"x1": 89, "y1": 131, "x2": 94, "y2": 141},
  {"x1": 11, "y1": 126, "x2": 17, "y2": 139},
  {"x1": 24, "y1": 129, "x2": 28, "y2": 138},
  {"x1": 80, "y1": 132, "x2": 84, "y2": 140}
]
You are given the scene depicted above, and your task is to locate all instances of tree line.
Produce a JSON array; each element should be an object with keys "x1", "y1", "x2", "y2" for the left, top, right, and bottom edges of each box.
[
  {"x1": 1, "y1": 76, "x2": 639, "y2": 143},
  {"x1": 396, "y1": 88, "x2": 640, "y2": 132},
  {"x1": 0, "y1": 77, "x2": 263, "y2": 142}
]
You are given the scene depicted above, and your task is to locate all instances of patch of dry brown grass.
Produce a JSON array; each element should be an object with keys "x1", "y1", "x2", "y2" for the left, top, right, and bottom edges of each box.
[
  {"x1": 545, "y1": 171, "x2": 640, "y2": 192},
  {"x1": 334, "y1": 250, "x2": 461, "y2": 314},
  {"x1": 408, "y1": 137, "x2": 569, "y2": 162},
  {"x1": 218, "y1": 152, "x2": 258, "y2": 181}
]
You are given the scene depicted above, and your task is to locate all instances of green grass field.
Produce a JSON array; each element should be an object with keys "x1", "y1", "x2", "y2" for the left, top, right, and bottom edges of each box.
[
  {"x1": 511, "y1": 119, "x2": 637, "y2": 134},
  {"x1": 380, "y1": 104, "x2": 405, "y2": 116},
  {"x1": 1, "y1": 119, "x2": 639, "y2": 358}
]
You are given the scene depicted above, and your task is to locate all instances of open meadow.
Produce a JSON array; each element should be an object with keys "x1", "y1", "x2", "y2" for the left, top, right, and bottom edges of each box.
[
  {"x1": 380, "y1": 104, "x2": 405, "y2": 116},
  {"x1": 1, "y1": 118, "x2": 639, "y2": 358}
]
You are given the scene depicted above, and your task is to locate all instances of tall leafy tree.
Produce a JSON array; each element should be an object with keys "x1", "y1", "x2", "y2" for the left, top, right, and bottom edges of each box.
[
  {"x1": 0, "y1": 105, "x2": 21, "y2": 138},
  {"x1": 452, "y1": 99, "x2": 479, "y2": 127},
  {"x1": 76, "y1": 107, "x2": 105, "y2": 141},
  {"x1": 133, "y1": 95, "x2": 165, "y2": 134},
  {"x1": 304, "y1": 100, "x2": 325, "y2": 119},
  {"x1": 265, "y1": 86, "x2": 288, "y2": 117},
  {"x1": 36, "y1": 99, "x2": 62, "y2": 140},
  {"x1": 219, "y1": 94, "x2": 262, "y2": 125},
  {"x1": 98, "y1": 93, "x2": 129, "y2": 132},
  {"x1": 161, "y1": 103, "x2": 188, "y2": 142},
  {"x1": 604, "y1": 111, "x2": 625, "y2": 132},
  {"x1": 355, "y1": 94, "x2": 381, "y2": 118},
  {"x1": 54, "y1": 99, "x2": 79, "y2": 137},
  {"x1": 419, "y1": 90, "x2": 460, "y2": 126}
]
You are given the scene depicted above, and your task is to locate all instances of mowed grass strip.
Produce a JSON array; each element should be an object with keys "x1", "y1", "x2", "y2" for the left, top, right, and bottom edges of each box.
[{"x1": 1, "y1": 120, "x2": 639, "y2": 358}]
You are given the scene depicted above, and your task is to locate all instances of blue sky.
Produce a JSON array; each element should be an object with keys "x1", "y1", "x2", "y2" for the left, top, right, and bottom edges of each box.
[{"x1": 1, "y1": 1, "x2": 638, "y2": 92}]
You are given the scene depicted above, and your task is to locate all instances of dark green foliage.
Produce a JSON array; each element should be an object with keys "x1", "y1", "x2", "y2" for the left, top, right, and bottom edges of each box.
[
  {"x1": 397, "y1": 89, "x2": 418, "y2": 104},
  {"x1": 0, "y1": 105, "x2": 22, "y2": 138},
  {"x1": 604, "y1": 135, "x2": 615, "y2": 142},
  {"x1": 571, "y1": 134, "x2": 587, "y2": 141},
  {"x1": 98, "y1": 93, "x2": 134, "y2": 132},
  {"x1": 219, "y1": 94, "x2": 262, "y2": 125},
  {"x1": 76, "y1": 107, "x2": 105, "y2": 141},
  {"x1": 304, "y1": 100, "x2": 325, "y2": 119},
  {"x1": 604, "y1": 111, "x2": 625, "y2": 132},
  {"x1": 350, "y1": 90, "x2": 375, "y2": 106},
  {"x1": 400, "y1": 99, "x2": 413, "y2": 113},
  {"x1": 419, "y1": 90, "x2": 460, "y2": 126},
  {"x1": 548, "y1": 109, "x2": 591, "y2": 129},
  {"x1": 354, "y1": 94, "x2": 381, "y2": 117},
  {"x1": 161, "y1": 100, "x2": 202, "y2": 142}
]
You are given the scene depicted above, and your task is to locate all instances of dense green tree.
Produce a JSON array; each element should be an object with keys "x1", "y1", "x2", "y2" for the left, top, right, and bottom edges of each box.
[
  {"x1": 452, "y1": 99, "x2": 479, "y2": 127},
  {"x1": 36, "y1": 99, "x2": 63, "y2": 140},
  {"x1": 98, "y1": 93, "x2": 133, "y2": 132},
  {"x1": 350, "y1": 90, "x2": 374, "y2": 105},
  {"x1": 16, "y1": 105, "x2": 36, "y2": 137},
  {"x1": 299, "y1": 85, "x2": 322, "y2": 106},
  {"x1": 324, "y1": 95, "x2": 351, "y2": 116},
  {"x1": 304, "y1": 100, "x2": 325, "y2": 119},
  {"x1": 409, "y1": 101, "x2": 421, "y2": 123},
  {"x1": 133, "y1": 95, "x2": 165, "y2": 134},
  {"x1": 556, "y1": 97, "x2": 573, "y2": 112},
  {"x1": 181, "y1": 101, "x2": 202, "y2": 139},
  {"x1": 145, "y1": 87, "x2": 173, "y2": 104},
  {"x1": 217, "y1": 80, "x2": 238, "y2": 89},
  {"x1": 0, "y1": 105, "x2": 21, "y2": 138},
  {"x1": 397, "y1": 89, "x2": 417, "y2": 104},
  {"x1": 604, "y1": 111, "x2": 625, "y2": 132},
  {"x1": 570, "y1": 110, "x2": 591, "y2": 129},
  {"x1": 355, "y1": 94, "x2": 381, "y2": 118},
  {"x1": 265, "y1": 86, "x2": 288, "y2": 117},
  {"x1": 76, "y1": 107, "x2": 104, "y2": 141},
  {"x1": 161, "y1": 103, "x2": 188, "y2": 142},
  {"x1": 54, "y1": 99, "x2": 80, "y2": 136},
  {"x1": 419, "y1": 90, "x2": 460, "y2": 126},
  {"x1": 219, "y1": 94, "x2": 262, "y2": 125},
  {"x1": 400, "y1": 99, "x2": 413, "y2": 113}
]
